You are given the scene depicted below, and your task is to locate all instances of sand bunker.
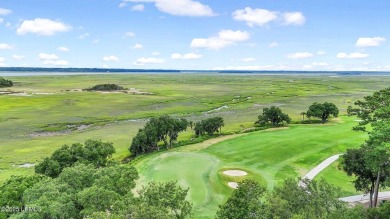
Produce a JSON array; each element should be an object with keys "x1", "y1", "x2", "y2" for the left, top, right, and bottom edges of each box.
[
  {"x1": 223, "y1": 170, "x2": 248, "y2": 176},
  {"x1": 228, "y1": 182, "x2": 238, "y2": 189}
]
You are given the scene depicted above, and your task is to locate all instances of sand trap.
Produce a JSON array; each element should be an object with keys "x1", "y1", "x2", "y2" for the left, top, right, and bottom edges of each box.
[
  {"x1": 228, "y1": 182, "x2": 238, "y2": 189},
  {"x1": 223, "y1": 170, "x2": 248, "y2": 176}
]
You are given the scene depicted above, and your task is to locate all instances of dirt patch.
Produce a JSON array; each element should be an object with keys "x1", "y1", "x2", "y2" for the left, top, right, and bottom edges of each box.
[
  {"x1": 264, "y1": 127, "x2": 289, "y2": 132},
  {"x1": 223, "y1": 170, "x2": 248, "y2": 176},
  {"x1": 30, "y1": 130, "x2": 70, "y2": 137},
  {"x1": 228, "y1": 182, "x2": 238, "y2": 189}
]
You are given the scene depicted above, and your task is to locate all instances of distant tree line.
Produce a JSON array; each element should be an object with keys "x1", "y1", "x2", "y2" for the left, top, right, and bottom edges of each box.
[
  {"x1": 0, "y1": 77, "x2": 13, "y2": 87},
  {"x1": 85, "y1": 83, "x2": 124, "y2": 91}
]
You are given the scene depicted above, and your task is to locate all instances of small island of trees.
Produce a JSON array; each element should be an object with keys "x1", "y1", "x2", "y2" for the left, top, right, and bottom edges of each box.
[
  {"x1": 0, "y1": 77, "x2": 13, "y2": 88},
  {"x1": 85, "y1": 83, "x2": 124, "y2": 91}
]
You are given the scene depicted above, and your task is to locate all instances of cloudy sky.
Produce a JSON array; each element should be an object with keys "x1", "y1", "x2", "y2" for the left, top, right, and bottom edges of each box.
[{"x1": 0, "y1": 0, "x2": 390, "y2": 71}]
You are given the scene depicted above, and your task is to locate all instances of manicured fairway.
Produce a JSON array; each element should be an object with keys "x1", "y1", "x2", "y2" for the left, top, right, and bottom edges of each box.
[{"x1": 135, "y1": 117, "x2": 366, "y2": 218}]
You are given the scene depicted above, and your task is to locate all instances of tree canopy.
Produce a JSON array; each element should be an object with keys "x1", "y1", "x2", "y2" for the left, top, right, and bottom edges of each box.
[
  {"x1": 129, "y1": 115, "x2": 188, "y2": 156},
  {"x1": 306, "y1": 102, "x2": 339, "y2": 124},
  {"x1": 0, "y1": 77, "x2": 13, "y2": 87},
  {"x1": 194, "y1": 117, "x2": 224, "y2": 136},
  {"x1": 255, "y1": 106, "x2": 291, "y2": 126},
  {"x1": 85, "y1": 83, "x2": 124, "y2": 91},
  {"x1": 35, "y1": 139, "x2": 115, "y2": 178},
  {"x1": 351, "y1": 87, "x2": 390, "y2": 131}
]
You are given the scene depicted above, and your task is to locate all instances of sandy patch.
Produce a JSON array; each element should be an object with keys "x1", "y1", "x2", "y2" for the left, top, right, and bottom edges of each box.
[
  {"x1": 19, "y1": 163, "x2": 35, "y2": 168},
  {"x1": 228, "y1": 182, "x2": 238, "y2": 189},
  {"x1": 34, "y1": 92, "x2": 54, "y2": 95},
  {"x1": 9, "y1": 92, "x2": 31, "y2": 96},
  {"x1": 223, "y1": 170, "x2": 248, "y2": 176}
]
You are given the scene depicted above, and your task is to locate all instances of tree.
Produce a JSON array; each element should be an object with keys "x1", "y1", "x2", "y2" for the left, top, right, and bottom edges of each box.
[
  {"x1": 0, "y1": 77, "x2": 13, "y2": 87},
  {"x1": 351, "y1": 87, "x2": 390, "y2": 131},
  {"x1": 0, "y1": 175, "x2": 45, "y2": 218},
  {"x1": 194, "y1": 117, "x2": 224, "y2": 136},
  {"x1": 216, "y1": 179, "x2": 266, "y2": 219},
  {"x1": 264, "y1": 178, "x2": 345, "y2": 218},
  {"x1": 306, "y1": 102, "x2": 339, "y2": 124},
  {"x1": 340, "y1": 121, "x2": 390, "y2": 207},
  {"x1": 138, "y1": 181, "x2": 192, "y2": 219},
  {"x1": 300, "y1": 112, "x2": 306, "y2": 121},
  {"x1": 35, "y1": 140, "x2": 115, "y2": 177},
  {"x1": 255, "y1": 106, "x2": 291, "y2": 126}
]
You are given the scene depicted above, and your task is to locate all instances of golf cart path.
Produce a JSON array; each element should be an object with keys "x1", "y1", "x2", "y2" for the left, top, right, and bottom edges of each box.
[{"x1": 303, "y1": 154, "x2": 390, "y2": 203}]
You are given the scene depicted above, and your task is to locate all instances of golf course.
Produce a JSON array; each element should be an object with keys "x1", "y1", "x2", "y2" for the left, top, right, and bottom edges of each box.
[{"x1": 0, "y1": 73, "x2": 389, "y2": 218}]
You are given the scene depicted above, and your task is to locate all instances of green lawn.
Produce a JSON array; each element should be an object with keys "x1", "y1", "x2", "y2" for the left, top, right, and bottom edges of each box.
[{"x1": 134, "y1": 117, "x2": 367, "y2": 218}]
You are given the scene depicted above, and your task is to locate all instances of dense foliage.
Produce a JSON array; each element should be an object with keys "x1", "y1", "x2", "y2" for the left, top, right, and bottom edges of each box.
[
  {"x1": 1, "y1": 140, "x2": 192, "y2": 219},
  {"x1": 255, "y1": 106, "x2": 291, "y2": 126},
  {"x1": 130, "y1": 115, "x2": 188, "y2": 156},
  {"x1": 217, "y1": 178, "x2": 390, "y2": 219},
  {"x1": 340, "y1": 87, "x2": 390, "y2": 208},
  {"x1": 86, "y1": 83, "x2": 124, "y2": 91},
  {"x1": 351, "y1": 87, "x2": 390, "y2": 132},
  {"x1": 194, "y1": 117, "x2": 224, "y2": 136},
  {"x1": 307, "y1": 102, "x2": 339, "y2": 123},
  {"x1": 35, "y1": 139, "x2": 115, "y2": 178},
  {"x1": 0, "y1": 77, "x2": 13, "y2": 87}
]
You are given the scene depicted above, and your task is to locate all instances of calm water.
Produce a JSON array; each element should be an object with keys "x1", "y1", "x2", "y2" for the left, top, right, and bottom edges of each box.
[{"x1": 1, "y1": 71, "x2": 390, "y2": 77}]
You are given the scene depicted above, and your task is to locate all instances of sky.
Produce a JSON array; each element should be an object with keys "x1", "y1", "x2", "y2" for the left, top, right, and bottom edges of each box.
[{"x1": 0, "y1": 0, "x2": 390, "y2": 71}]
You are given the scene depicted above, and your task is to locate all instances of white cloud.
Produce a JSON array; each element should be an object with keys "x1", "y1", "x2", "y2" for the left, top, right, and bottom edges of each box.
[
  {"x1": 131, "y1": 43, "x2": 143, "y2": 49},
  {"x1": 218, "y1": 30, "x2": 250, "y2": 42},
  {"x1": 268, "y1": 42, "x2": 278, "y2": 48},
  {"x1": 190, "y1": 29, "x2": 250, "y2": 50},
  {"x1": 13, "y1": 55, "x2": 25, "y2": 60},
  {"x1": 134, "y1": 57, "x2": 164, "y2": 65},
  {"x1": 0, "y1": 43, "x2": 12, "y2": 50},
  {"x1": 0, "y1": 8, "x2": 12, "y2": 16},
  {"x1": 102, "y1": 55, "x2": 119, "y2": 62},
  {"x1": 0, "y1": 57, "x2": 5, "y2": 63},
  {"x1": 121, "y1": 0, "x2": 214, "y2": 16},
  {"x1": 233, "y1": 7, "x2": 278, "y2": 27},
  {"x1": 92, "y1": 39, "x2": 100, "y2": 44},
  {"x1": 39, "y1": 53, "x2": 59, "y2": 60},
  {"x1": 58, "y1": 46, "x2": 69, "y2": 52},
  {"x1": 0, "y1": 18, "x2": 3, "y2": 23},
  {"x1": 0, "y1": 57, "x2": 5, "y2": 67},
  {"x1": 17, "y1": 18, "x2": 71, "y2": 36},
  {"x1": 38, "y1": 53, "x2": 68, "y2": 66},
  {"x1": 171, "y1": 53, "x2": 202, "y2": 60},
  {"x1": 152, "y1": 51, "x2": 160, "y2": 56},
  {"x1": 78, "y1": 33, "x2": 90, "y2": 39},
  {"x1": 213, "y1": 65, "x2": 288, "y2": 71},
  {"x1": 242, "y1": 57, "x2": 256, "y2": 62},
  {"x1": 281, "y1": 12, "x2": 305, "y2": 26},
  {"x1": 337, "y1": 52, "x2": 369, "y2": 59},
  {"x1": 124, "y1": 31, "x2": 136, "y2": 37},
  {"x1": 132, "y1": 4, "x2": 145, "y2": 11},
  {"x1": 286, "y1": 52, "x2": 313, "y2": 59},
  {"x1": 317, "y1": 51, "x2": 326, "y2": 55},
  {"x1": 233, "y1": 7, "x2": 306, "y2": 27},
  {"x1": 356, "y1": 37, "x2": 386, "y2": 47}
]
